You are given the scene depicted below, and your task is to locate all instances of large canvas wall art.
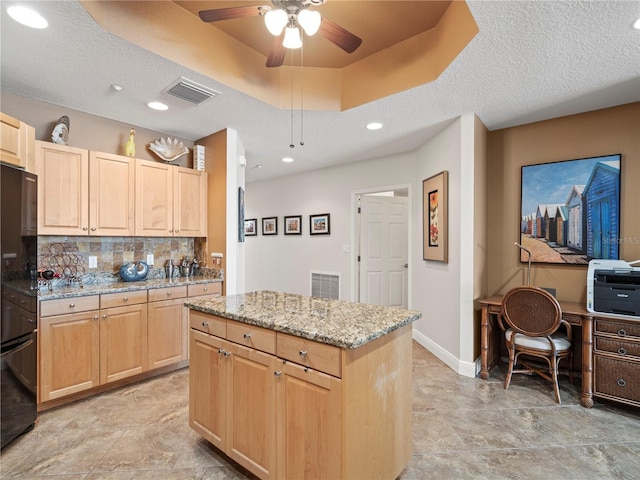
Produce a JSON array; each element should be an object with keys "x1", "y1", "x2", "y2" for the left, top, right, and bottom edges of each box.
[{"x1": 520, "y1": 154, "x2": 621, "y2": 264}]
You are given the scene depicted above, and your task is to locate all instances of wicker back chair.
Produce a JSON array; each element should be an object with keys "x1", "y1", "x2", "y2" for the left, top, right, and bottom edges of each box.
[{"x1": 499, "y1": 286, "x2": 573, "y2": 403}]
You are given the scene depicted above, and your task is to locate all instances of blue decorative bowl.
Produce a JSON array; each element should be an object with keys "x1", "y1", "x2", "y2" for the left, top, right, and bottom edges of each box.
[{"x1": 119, "y1": 262, "x2": 149, "y2": 282}]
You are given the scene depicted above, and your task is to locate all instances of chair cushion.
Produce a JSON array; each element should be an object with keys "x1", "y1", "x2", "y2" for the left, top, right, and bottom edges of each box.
[{"x1": 505, "y1": 329, "x2": 571, "y2": 351}]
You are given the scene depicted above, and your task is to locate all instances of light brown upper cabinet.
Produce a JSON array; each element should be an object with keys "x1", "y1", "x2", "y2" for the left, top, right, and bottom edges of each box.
[
  {"x1": 1, "y1": 113, "x2": 35, "y2": 172},
  {"x1": 36, "y1": 142, "x2": 135, "y2": 236},
  {"x1": 135, "y1": 159, "x2": 207, "y2": 237}
]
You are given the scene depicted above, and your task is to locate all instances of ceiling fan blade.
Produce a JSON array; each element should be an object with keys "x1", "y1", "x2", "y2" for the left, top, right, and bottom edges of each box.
[
  {"x1": 199, "y1": 6, "x2": 263, "y2": 23},
  {"x1": 266, "y1": 32, "x2": 286, "y2": 68},
  {"x1": 318, "y1": 18, "x2": 362, "y2": 54}
]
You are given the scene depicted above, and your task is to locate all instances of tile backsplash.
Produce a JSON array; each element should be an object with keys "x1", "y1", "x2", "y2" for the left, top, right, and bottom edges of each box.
[{"x1": 38, "y1": 236, "x2": 207, "y2": 281}]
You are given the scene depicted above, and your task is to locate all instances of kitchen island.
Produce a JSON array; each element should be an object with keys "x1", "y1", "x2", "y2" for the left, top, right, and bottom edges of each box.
[{"x1": 185, "y1": 291, "x2": 421, "y2": 480}]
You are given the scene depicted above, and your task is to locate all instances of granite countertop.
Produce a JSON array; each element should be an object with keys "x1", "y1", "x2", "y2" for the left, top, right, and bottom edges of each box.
[
  {"x1": 4, "y1": 276, "x2": 223, "y2": 301},
  {"x1": 185, "y1": 290, "x2": 422, "y2": 349}
]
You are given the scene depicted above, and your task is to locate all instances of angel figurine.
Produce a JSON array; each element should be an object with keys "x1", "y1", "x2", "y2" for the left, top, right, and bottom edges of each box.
[{"x1": 51, "y1": 115, "x2": 70, "y2": 144}]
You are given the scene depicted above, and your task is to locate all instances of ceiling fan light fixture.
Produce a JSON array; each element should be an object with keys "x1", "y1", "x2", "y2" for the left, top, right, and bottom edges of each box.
[
  {"x1": 283, "y1": 26, "x2": 302, "y2": 49},
  {"x1": 298, "y1": 9, "x2": 321, "y2": 36},
  {"x1": 264, "y1": 8, "x2": 287, "y2": 35}
]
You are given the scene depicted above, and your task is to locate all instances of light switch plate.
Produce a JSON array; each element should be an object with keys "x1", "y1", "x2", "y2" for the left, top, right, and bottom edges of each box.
[
  {"x1": 88, "y1": 256, "x2": 97, "y2": 268},
  {"x1": 147, "y1": 254, "x2": 154, "y2": 266}
]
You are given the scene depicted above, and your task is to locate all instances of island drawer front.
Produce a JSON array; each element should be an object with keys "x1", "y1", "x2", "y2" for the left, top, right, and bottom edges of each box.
[
  {"x1": 40, "y1": 295, "x2": 99, "y2": 317},
  {"x1": 594, "y1": 356, "x2": 640, "y2": 403},
  {"x1": 4, "y1": 290, "x2": 36, "y2": 312},
  {"x1": 148, "y1": 286, "x2": 187, "y2": 302},
  {"x1": 100, "y1": 290, "x2": 148, "y2": 308},
  {"x1": 277, "y1": 333, "x2": 342, "y2": 378},
  {"x1": 594, "y1": 320, "x2": 640, "y2": 339},
  {"x1": 188, "y1": 282, "x2": 221, "y2": 298},
  {"x1": 190, "y1": 311, "x2": 226, "y2": 338},
  {"x1": 594, "y1": 337, "x2": 640, "y2": 358},
  {"x1": 227, "y1": 321, "x2": 276, "y2": 355}
]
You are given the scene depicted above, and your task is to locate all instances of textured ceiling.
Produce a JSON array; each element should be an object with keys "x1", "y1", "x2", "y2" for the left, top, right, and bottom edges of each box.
[{"x1": 1, "y1": 1, "x2": 639, "y2": 183}]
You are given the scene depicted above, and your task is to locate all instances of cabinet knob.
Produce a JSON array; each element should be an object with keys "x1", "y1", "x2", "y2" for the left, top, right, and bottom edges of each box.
[
  {"x1": 203, "y1": 287, "x2": 208, "y2": 291},
  {"x1": 93, "y1": 316, "x2": 99, "y2": 320},
  {"x1": 274, "y1": 370, "x2": 282, "y2": 377},
  {"x1": 243, "y1": 333, "x2": 251, "y2": 339},
  {"x1": 617, "y1": 378, "x2": 627, "y2": 387},
  {"x1": 167, "y1": 291, "x2": 172, "y2": 296},
  {"x1": 617, "y1": 329, "x2": 627, "y2": 337},
  {"x1": 69, "y1": 303, "x2": 75, "y2": 308},
  {"x1": 175, "y1": 229, "x2": 179, "y2": 233},
  {"x1": 202, "y1": 321, "x2": 209, "y2": 327},
  {"x1": 83, "y1": 227, "x2": 88, "y2": 231},
  {"x1": 617, "y1": 347, "x2": 627, "y2": 356},
  {"x1": 91, "y1": 227, "x2": 96, "y2": 231},
  {"x1": 102, "y1": 314, "x2": 107, "y2": 319},
  {"x1": 123, "y1": 297, "x2": 128, "y2": 302},
  {"x1": 299, "y1": 350, "x2": 308, "y2": 358}
]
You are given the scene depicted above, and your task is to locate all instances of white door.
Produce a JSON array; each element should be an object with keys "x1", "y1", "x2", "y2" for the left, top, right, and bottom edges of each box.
[{"x1": 359, "y1": 195, "x2": 408, "y2": 307}]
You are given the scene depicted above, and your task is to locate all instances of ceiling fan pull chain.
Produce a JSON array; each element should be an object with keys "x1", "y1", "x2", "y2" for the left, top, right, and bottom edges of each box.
[
  {"x1": 300, "y1": 36, "x2": 305, "y2": 146},
  {"x1": 290, "y1": 46, "x2": 295, "y2": 148}
]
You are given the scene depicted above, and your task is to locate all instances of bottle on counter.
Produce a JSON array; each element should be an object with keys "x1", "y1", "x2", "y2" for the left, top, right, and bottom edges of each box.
[
  {"x1": 165, "y1": 259, "x2": 175, "y2": 279},
  {"x1": 190, "y1": 258, "x2": 199, "y2": 277}
]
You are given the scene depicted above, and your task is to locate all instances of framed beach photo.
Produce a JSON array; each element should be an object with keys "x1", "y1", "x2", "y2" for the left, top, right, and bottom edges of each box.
[
  {"x1": 310, "y1": 213, "x2": 330, "y2": 235},
  {"x1": 520, "y1": 154, "x2": 621, "y2": 265},
  {"x1": 262, "y1": 217, "x2": 278, "y2": 235},
  {"x1": 284, "y1": 215, "x2": 302, "y2": 235},
  {"x1": 244, "y1": 218, "x2": 257, "y2": 236},
  {"x1": 423, "y1": 171, "x2": 448, "y2": 262}
]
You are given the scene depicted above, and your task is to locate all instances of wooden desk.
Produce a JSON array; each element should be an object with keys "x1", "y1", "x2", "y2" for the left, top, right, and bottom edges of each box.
[{"x1": 480, "y1": 295, "x2": 594, "y2": 408}]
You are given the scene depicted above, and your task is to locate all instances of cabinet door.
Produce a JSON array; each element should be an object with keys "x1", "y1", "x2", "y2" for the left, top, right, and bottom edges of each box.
[
  {"x1": 226, "y1": 342, "x2": 278, "y2": 480},
  {"x1": 36, "y1": 141, "x2": 89, "y2": 235},
  {"x1": 277, "y1": 362, "x2": 342, "y2": 480},
  {"x1": 40, "y1": 310, "x2": 100, "y2": 402},
  {"x1": 148, "y1": 298, "x2": 187, "y2": 369},
  {"x1": 174, "y1": 167, "x2": 207, "y2": 237},
  {"x1": 135, "y1": 159, "x2": 173, "y2": 236},
  {"x1": 89, "y1": 151, "x2": 135, "y2": 235},
  {"x1": 99, "y1": 304, "x2": 148, "y2": 384},
  {"x1": 1, "y1": 113, "x2": 23, "y2": 167},
  {"x1": 189, "y1": 329, "x2": 227, "y2": 450}
]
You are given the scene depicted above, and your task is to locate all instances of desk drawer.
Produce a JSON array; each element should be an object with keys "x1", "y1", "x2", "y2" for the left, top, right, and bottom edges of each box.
[
  {"x1": 227, "y1": 321, "x2": 275, "y2": 355},
  {"x1": 594, "y1": 320, "x2": 640, "y2": 339},
  {"x1": 594, "y1": 356, "x2": 640, "y2": 403},
  {"x1": 100, "y1": 290, "x2": 147, "y2": 308},
  {"x1": 277, "y1": 333, "x2": 342, "y2": 378},
  {"x1": 3, "y1": 290, "x2": 36, "y2": 312},
  {"x1": 594, "y1": 337, "x2": 640, "y2": 359},
  {"x1": 190, "y1": 310, "x2": 226, "y2": 338},
  {"x1": 40, "y1": 295, "x2": 99, "y2": 316},
  {"x1": 148, "y1": 286, "x2": 187, "y2": 302}
]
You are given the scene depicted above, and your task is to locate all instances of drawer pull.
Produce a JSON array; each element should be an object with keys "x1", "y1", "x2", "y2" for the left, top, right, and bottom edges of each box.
[
  {"x1": 167, "y1": 291, "x2": 172, "y2": 296},
  {"x1": 69, "y1": 303, "x2": 75, "y2": 308},
  {"x1": 203, "y1": 287, "x2": 208, "y2": 291},
  {"x1": 617, "y1": 378, "x2": 627, "y2": 387},
  {"x1": 299, "y1": 350, "x2": 308, "y2": 358},
  {"x1": 274, "y1": 370, "x2": 282, "y2": 377},
  {"x1": 617, "y1": 329, "x2": 627, "y2": 337},
  {"x1": 218, "y1": 349, "x2": 230, "y2": 357},
  {"x1": 243, "y1": 333, "x2": 251, "y2": 339},
  {"x1": 123, "y1": 297, "x2": 128, "y2": 302},
  {"x1": 202, "y1": 321, "x2": 209, "y2": 327},
  {"x1": 617, "y1": 347, "x2": 627, "y2": 356}
]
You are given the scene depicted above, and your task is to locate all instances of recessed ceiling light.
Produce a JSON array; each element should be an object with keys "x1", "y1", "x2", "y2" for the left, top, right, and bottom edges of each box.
[
  {"x1": 147, "y1": 101, "x2": 168, "y2": 111},
  {"x1": 282, "y1": 157, "x2": 294, "y2": 163},
  {"x1": 111, "y1": 84, "x2": 123, "y2": 92},
  {"x1": 366, "y1": 122, "x2": 383, "y2": 130},
  {"x1": 7, "y1": 6, "x2": 48, "y2": 29},
  {"x1": 634, "y1": 17, "x2": 640, "y2": 30}
]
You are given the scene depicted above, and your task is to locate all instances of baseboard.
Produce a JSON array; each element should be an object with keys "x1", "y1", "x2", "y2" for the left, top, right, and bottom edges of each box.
[{"x1": 412, "y1": 328, "x2": 479, "y2": 378}]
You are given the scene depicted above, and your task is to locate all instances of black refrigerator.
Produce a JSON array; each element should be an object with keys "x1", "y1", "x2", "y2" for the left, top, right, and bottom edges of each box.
[{"x1": 0, "y1": 163, "x2": 38, "y2": 449}]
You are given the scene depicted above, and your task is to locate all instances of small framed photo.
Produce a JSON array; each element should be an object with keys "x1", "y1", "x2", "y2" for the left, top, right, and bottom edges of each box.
[
  {"x1": 262, "y1": 217, "x2": 278, "y2": 235},
  {"x1": 244, "y1": 218, "x2": 257, "y2": 237},
  {"x1": 284, "y1": 215, "x2": 302, "y2": 235},
  {"x1": 310, "y1": 213, "x2": 330, "y2": 235}
]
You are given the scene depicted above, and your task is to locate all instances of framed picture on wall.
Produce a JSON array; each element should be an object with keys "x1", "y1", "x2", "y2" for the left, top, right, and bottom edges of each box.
[
  {"x1": 423, "y1": 171, "x2": 448, "y2": 262},
  {"x1": 520, "y1": 154, "x2": 621, "y2": 265},
  {"x1": 310, "y1": 213, "x2": 330, "y2": 235},
  {"x1": 284, "y1": 215, "x2": 302, "y2": 235},
  {"x1": 244, "y1": 218, "x2": 257, "y2": 236},
  {"x1": 262, "y1": 217, "x2": 278, "y2": 235}
]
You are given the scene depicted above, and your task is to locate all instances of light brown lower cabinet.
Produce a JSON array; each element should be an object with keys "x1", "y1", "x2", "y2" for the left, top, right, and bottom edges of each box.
[{"x1": 189, "y1": 311, "x2": 411, "y2": 480}]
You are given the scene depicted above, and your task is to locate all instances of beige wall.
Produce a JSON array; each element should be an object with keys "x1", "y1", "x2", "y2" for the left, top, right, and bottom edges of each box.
[{"x1": 486, "y1": 102, "x2": 640, "y2": 304}]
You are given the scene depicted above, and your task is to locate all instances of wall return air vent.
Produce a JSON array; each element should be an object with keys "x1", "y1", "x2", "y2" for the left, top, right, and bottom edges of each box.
[
  {"x1": 310, "y1": 271, "x2": 340, "y2": 300},
  {"x1": 166, "y1": 77, "x2": 220, "y2": 105}
]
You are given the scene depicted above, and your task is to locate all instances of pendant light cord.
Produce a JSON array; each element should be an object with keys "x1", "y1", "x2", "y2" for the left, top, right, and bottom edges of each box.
[
  {"x1": 300, "y1": 36, "x2": 304, "y2": 146},
  {"x1": 290, "y1": 47, "x2": 295, "y2": 148}
]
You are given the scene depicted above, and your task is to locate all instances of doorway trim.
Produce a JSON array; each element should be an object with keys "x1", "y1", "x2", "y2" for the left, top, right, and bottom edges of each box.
[{"x1": 349, "y1": 183, "x2": 413, "y2": 308}]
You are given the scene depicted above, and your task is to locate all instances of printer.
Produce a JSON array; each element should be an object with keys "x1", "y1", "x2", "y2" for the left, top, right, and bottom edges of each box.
[{"x1": 587, "y1": 259, "x2": 640, "y2": 318}]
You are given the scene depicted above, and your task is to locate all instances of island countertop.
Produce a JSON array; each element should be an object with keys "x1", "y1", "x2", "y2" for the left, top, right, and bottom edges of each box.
[{"x1": 185, "y1": 290, "x2": 421, "y2": 349}]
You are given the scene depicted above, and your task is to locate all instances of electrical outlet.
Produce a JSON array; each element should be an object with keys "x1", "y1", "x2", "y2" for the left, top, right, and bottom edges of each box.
[
  {"x1": 147, "y1": 254, "x2": 154, "y2": 266},
  {"x1": 88, "y1": 256, "x2": 97, "y2": 268}
]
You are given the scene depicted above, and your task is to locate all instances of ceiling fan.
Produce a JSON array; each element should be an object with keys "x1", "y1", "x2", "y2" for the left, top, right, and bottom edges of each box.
[{"x1": 198, "y1": 0, "x2": 362, "y2": 67}]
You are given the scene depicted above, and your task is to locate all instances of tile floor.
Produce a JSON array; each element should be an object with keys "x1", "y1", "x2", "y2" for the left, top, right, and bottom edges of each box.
[{"x1": 1, "y1": 342, "x2": 639, "y2": 479}]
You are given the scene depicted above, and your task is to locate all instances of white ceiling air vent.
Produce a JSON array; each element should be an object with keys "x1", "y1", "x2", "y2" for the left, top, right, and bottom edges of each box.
[{"x1": 166, "y1": 77, "x2": 220, "y2": 105}]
